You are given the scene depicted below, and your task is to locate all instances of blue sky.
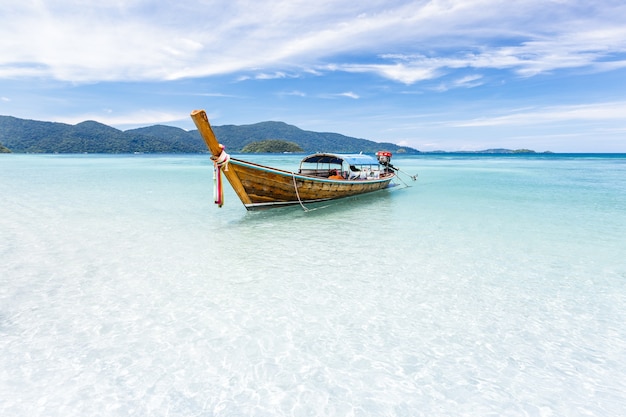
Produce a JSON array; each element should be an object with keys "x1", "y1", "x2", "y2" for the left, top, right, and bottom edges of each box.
[{"x1": 2, "y1": 1, "x2": 626, "y2": 152}]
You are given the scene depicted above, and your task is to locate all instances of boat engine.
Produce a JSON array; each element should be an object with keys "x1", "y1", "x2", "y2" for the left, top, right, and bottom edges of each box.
[
  {"x1": 376, "y1": 151, "x2": 396, "y2": 173},
  {"x1": 376, "y1": 151, "x2": 392, "y2": 165}
]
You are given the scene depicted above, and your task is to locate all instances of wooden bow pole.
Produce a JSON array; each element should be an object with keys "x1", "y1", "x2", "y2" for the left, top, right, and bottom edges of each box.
[{"x1": 190, "y1": 110, "x2": 252, "y2": 206}]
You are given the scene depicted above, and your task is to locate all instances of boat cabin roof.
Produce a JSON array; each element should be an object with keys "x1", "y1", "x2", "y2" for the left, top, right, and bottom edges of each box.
[{"x1": 301, "y1": 153, "x2": 379, "y2": 166}]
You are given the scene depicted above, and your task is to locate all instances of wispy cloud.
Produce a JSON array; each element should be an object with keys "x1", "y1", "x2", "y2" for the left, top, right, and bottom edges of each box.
[
  {"x1": 335, "y1": 61, "x2": 442, "y2": 85},
  {"x1": 338, "y1": 92, "x2": 360, "y2": 99},
  {"x1": 55, "y1": 109, "x2": 189, "y2": 128},
  {"x1": 433, "y1": 75, "x2": 484, "y2": 92},
  {"x1": 318, "y1": 92, "x2": 361, "y2": 100},
  {"x1": 193, "y1": 93, "x2": 243, "y2": 98},
  {"x1": 2, "y1": 1, "x2": 625, "y2": 84},
  {"x1": 454, "y1": 101, "x2": 626, "y2": 127},
  {"x1": 278, "y1": 91, "x2": 307, "y2": 97}
]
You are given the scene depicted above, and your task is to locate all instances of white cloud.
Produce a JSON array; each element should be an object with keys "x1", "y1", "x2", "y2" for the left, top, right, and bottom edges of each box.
[
  {"x1": 279, "y1": 91, "x2": 307, "y2": 97},
  {"x1": 433, "y1": 74, "x2": 484, "y2": 92},
  {"x1": 454, "y1": 102, "x2": 626, "y2": 127},
  {"x1": 1, "y1": 0, "x2": 625, "y2": 84},
  {"x1": 193, "y1": 92, "x2": 242, "y2": 98},
  {"x1": 337, "y1": 61, "x2": 442, "y2": 85},
  {"x1": 55, "y1": 109, "x2": 188, "y2": 128},
  {"x1": 317, "y1": 91, "x2": 361, "y2": 99},
  {"x1": 338, "y1": 92, "x2": 360, "y2": 99}
]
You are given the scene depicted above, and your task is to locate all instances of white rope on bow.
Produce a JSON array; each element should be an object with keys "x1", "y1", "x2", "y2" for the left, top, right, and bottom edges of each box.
[
  {"x1": 211, "y1": 146, "x2": 230, "y2": 207},
  {"x1": 211, "y1": 147, "x2": 230, "y2": 170}
]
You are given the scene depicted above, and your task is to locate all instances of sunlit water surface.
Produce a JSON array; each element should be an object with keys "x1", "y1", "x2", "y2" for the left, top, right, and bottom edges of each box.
[{"x1": 1, "y1": 154, "x2": 625, "y2": 416}]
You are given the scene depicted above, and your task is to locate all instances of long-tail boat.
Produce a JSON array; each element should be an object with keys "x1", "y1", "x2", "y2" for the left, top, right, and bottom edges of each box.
[{"x1": 191, "y1": 109, "x2": 401, "y2": 210}]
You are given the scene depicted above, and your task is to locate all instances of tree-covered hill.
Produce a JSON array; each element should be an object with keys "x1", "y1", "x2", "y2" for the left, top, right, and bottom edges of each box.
[
  {"x1": 125, "y1": 125, "x2": 206, "y2": 152},
  {"x1": 211, "y1": 121, "x2": 414, "y2": 154},
  {"x1": 241, "y1": 139, "x2": 304, "y2": 153},
  {"x1": 0, "y1": 116, "x2": 205, "y2": 153},
  {"x1": 0, "y1": 115, "x2": 420, "y2": 154}
]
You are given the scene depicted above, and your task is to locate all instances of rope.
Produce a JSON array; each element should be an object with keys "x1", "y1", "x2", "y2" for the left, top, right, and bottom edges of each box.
[
  {"x1": 211, "y1": 147, "x2": 230, "y2": 207},
  {"x1": 386, "y1": 165, "x2": 417, "y2": 188},
  {"x1": 212, "y1": 147, "x2": 230, "y2": 171},
  {"x1": 397, "y1": 168, "x2": 418, "y2": 181},
  {"x1": 394, "y1": 173, "x2": 411, "y2": 188},
  {"x1": 292, "y1": 172, "x2": 309, "y2": 211}
]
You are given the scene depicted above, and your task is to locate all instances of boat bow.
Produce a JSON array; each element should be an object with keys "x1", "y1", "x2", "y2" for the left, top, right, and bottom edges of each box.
[{"x1": 191, "y1": 110, "x2": 252, "y2": 206}]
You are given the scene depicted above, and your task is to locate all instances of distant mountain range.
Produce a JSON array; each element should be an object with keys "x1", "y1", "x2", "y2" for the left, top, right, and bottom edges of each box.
[{"x1": 0, "y1": 115, "x2": 420, "y2": 154}]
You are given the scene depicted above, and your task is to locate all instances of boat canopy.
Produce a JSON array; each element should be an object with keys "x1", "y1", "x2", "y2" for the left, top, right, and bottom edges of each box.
[{"x1": 300, "y1": 153, "x2": 380, "y2": 166}]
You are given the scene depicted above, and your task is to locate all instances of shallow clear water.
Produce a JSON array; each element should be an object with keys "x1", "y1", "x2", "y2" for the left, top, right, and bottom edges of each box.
[{"x1": 1, "y1": 153, "x2": 625, "y2": 416}]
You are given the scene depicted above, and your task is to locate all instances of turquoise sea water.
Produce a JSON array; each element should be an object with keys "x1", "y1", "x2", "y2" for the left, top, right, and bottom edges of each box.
[{"x1": 1, "y1": 153, "x2": 625, "y2": 416}]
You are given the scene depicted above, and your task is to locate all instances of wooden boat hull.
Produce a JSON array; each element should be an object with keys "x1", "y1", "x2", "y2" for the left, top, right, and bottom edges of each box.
[{"x1": 228, "y1": 158, "x2": 394, "y2": 210}]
